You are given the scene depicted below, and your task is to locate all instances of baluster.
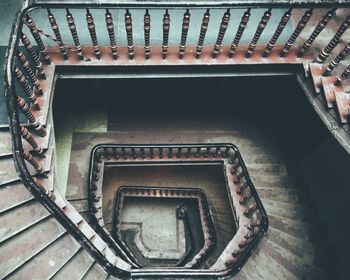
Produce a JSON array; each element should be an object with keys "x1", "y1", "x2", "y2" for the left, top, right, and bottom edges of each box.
[
  {"x1": 186, "y1": 147, "x2": 191, "y2": 158},
  {"x1": 20, "y1": 125, "x2": 43, "y2": 154},
  {"x1": 205, "y1": 147, "x2": 211, "y2": 157},
  {"x1": 125, "y1": 9, "x2": 135, "y2": 59},
  {"x1": 17, "y1": 96, "x2": 46, "y2": 137},
  {"x1": 168, "y1": 147, "x2": 173, "y2": 158},
  {"x1": 317, "y1": 15, "x2": 350, "y2": 63},
  {"x1": 23, "y1": 150, "x2": 43, "y2": 173},
  {"x1": 159, "y1": 147, "x2": 163, "y2": 158},
  {"x1": 86, "y1": 9, "x2": 101, "y2": 59},
  {"x1": 144, "y1": 9, "x2": 151, "y2": 59},
  {"x1": 214, "y1": 146, "x2": 221, "y2": 157},
  {"x1": 162, "y1": 9, "x2": 170, "y2": 59},
  {"x1": 263, "y1": 8, "x2": 292, "y2": 57},
  {"x1": 25, "y1": 15, "x2": 51, "y2": 64},
  {"x1": 179, "y1": 9, "x2": 190, "y2": 59},
  {"x1": 140, "y1": 147, "x2": 146, "y2": 158},
  {"x1": 150, "y1": 147, "x2": 154, "y2": 158},
  {"x1": 297, "y1": 8, "x2": 336, "y2": 57},
  {"x1": 18, "y1": 52, "x2": 43, "y2": 95},
  {"x1": 66, "y1": 9, "x2": 84, "y2": 60},
  {"x1": 228, "y1": 9, "x2": 251, "y2": 58},
  {"x1": 21, "y1": 33, "x2": 45, "y2": 78},
  {"x1": 335, "y1": 64, "x2": 350, "y2": 85},
  {"x1": 177, "y1": 147, "x2": 182, "y2": 158},
  {"x1": 131, "y1": 147, "x2": 136, "y2": 159},
  {"x1": 195, "y1": 147, "x2": 201, "y2": 157},
  {"x1": 325, "y1": 42, "x2": 350, "y2": 74},
  {"x1": 105, "y1": 9, "x2": 118, "y2": 60},
  {"x1": 280, "y1": 8, "x2": 313, "y2": 57},
  {"x1": 246, "y1": 8, "x2": 272, "y2": 58},
  {"x1": 243, "y1": 204, "x2": 258, "y2": 216},
  {"x1": 15, "y1": 67, "x2": 39, "y2": 110},
  {"x1": 195, "y1": 9, "x2": 210, "y2": 59},
  {"x1": 212, "y1": 9, "x2": 230, "y2": 58},
  {"x1": 247, "y1": 220, "x2": 261, "y2": 230},
  {"x1": 121, "y1": 147, "x2": 128, "y2": 159},
  {"x1": 47, "y1": 9, "x2": 68, "y2": 59}
]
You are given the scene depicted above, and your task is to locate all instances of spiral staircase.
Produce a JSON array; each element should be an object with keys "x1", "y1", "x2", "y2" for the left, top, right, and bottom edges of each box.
[{"x1": 1, "y1": 0, "x2": 350, "y2": 279}]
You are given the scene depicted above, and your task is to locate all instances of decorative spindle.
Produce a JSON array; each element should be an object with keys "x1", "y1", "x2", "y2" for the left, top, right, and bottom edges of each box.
[
  {"x1": 228, "y1": 9, "x2": 251, "y2": 58},
  {"x1": 25, "y1": 15, "x2": 51, "y2": 64},
  {"x1": 263, "y1": 8, "x2": 292, "y2": 57},
  {"x1": 15, "y1": 67, "x2": 39, "y2": 109},
  {"x1": 246, "y1": 8, "x2": 272, "y2": 58},
  {"x1": 140, "y1": 147, "x2": 146, "y2": 158},
  {"x1": 150, "y1": 147, "x2": 154, "y2": 158},
  {"x1": 280, "y1": 8, "x2": 313, "y2": 57},
  {"x1": 21, "y1": 33, "x2": 45, "y2": 78},
  {"x1": 297, "y1": 8, "x2": 336, "y2": 57},
  {"x1": 159, "y1": 147, "x2": 163, "y2": 158},
  {"x1": 124, "y1": 9, "x2": 135, "y2": 59},
  {"x1": 317, "y1": 15, "x2": 350, "y2": 63},
  {"x1": 179, "y1": 9, "x2": 190, "y2": 59},
  {"x1": 20, "y1": 125, "x2": 43, "y2": 154},
  {"x1": 335, "y1": 64, "x2": 350, "y2": 85},
  {"x1": 47, "y1": 9, "x2": 68, "y2": 59},
  {"x1": 18, "y1": 52, "x2": 43, "y2": 95},
  {"x1": 144, "y1": 9, "x2": 151, "y2": 59},
  {"x1": 17, "y1": 96, "x2": 46, "y2": 137},
  {"x1": 168, "y1": 147, "x2": 173, "y2": 158},
  {"x1": 86, "y1": 9, "x2": 101, "y2": 59},
  {"x1": 214, "y1": 146, "x2": 221, "y2": 157},
  {"x1": 66, "y1": 9, "x2": 84, "y2": 60},
  {"x1": 325, "y1": 42, "x2": 350, "y2": 74},
  {"x1": 131, "y1": 147, "x2": 136, "y2": 159},
  {"x1": 247, "y1": 220, "x2": 261, "y2": 230},
  {"x1": 195, "y1": 9, "x2": 210, "y2": 59},
  {"x1": 162, "y1": 9, "x2": 170, "y2": 59},
  {"x1": 212, "y1": 9, "x2": 230, "y2": 58},
  {"x1": 121, "y1": 147, "x2": 128, "y2": 159},
  {"x1": 105, "y1": 9, "x2": 118, "y2": 60},
  {"x1": 177, "y1": 147, "x2": 182, "y2": 158},
  {"x1": 243, "y1": 204, "x2": 258, "y2": 216},
  {"x1": 186, "y1": 147, "x2": 191, "y2": 158},
  {"x1": 23, "y1": 150, "x2": 43, "y2": 173},
  {"x1": 205, "y1": 147, "x2": 211, "y2": 157}
]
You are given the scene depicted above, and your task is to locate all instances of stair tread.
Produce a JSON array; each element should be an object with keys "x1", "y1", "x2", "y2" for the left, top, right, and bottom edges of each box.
[
  {"x1": 10, "y1": 233, "x2": 80, "y2": 280},
  {"x1": 0, "y1": 217, "x2": 66, "y2": 279},
  {"x1": 0, "y1": 181, "x2": 34, "y2": 213},
  {"x1": 0, "y1": 157, "x2": 19, "y2": 186},
  {"x1": 0, "y1": 130, "x2": 12, "y2": 157},
  {"x1": 0, "y1": 200, "x2": 50, "y2": 243},
  {"x1": 51, "y1": 248, "x2": 94, "y2": 280},
  {"x1": 81, "y1": 262, "x2": 107, "y2": 280}
]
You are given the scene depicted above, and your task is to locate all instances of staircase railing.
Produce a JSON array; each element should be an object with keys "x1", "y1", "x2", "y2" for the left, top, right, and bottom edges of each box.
[{"x1": 4, "y1": 0, "x2": 350, "y2": 278}]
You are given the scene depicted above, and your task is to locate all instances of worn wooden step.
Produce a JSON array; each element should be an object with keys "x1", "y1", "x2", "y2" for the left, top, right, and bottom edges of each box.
[
  {"x1": 51, "y1": 248, "x2": 94, "y2": 280},
  {"x1": 0, "y1": 200, "x2": 50, "y2": 243},
  {"x1": 0, "y1": 181, "x2": 34, "y2": 214},
  {"x1": 81, "y1": 261, "x2": 107, "y2": 280},
  {"x1": 8, "y1": 233, "x2": 80, "y2": 279},
  {"x1": 0, "y1": 217, "x2": 66, "y2": 279}
]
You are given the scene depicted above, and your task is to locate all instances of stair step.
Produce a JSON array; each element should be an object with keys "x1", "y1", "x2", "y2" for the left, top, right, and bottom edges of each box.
[
  {"x1": 0, "y1": 182, "x2": 34, "y2": 213},
  {"x1": 51, "y1": 248, "x2": 94, "y2": 280},
  {"x1": 255, "y1": 187, "x2": 301, "y2": 203},
  {"x1": 69, "y1": 198, "x2": 89, "y2": 213},
  {"x1": 0, "y1": 200, "x2": 50, "y2": 243},
  {"x1": 0, "y1": 130, "x2": 12, "y2": 157},
  {"x1": 81, "y1": 261, "x2": 107, "y2": 280},
  {"x1": 262, "y1": 199, "x2": 311, "y2": 221},
  {"x1": 0, "y1": 217, "x2": 66, "y2": 278},
  {"x1": 8, "y1": 233, "x2": 80, "y2": 279}
]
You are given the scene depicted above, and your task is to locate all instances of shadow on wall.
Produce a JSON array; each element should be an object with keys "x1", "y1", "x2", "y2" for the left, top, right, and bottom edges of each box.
[{"x1": 299, "y1": 137, "x2": 350, "y2": 280}]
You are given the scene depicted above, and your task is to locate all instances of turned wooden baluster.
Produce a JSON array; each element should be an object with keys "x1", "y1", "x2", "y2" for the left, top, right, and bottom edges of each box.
[
  {"x1": 162, "y1": 9, "x2": 170, "y2": 59},
  {"x1": 105, "y1": 9, "x2": 118, "y2": 60},
  {"x1": 23, "y1": 150, "x2": 43, "y2": 173},
  {"x1": 212, "y1": 9, "x2": 231, "y2": 58},
  {"x1": 21, "y1": 33, "x2": 45, "y2": 78},
  {"x1": 17, "y1": 96, "x2": 46, "y2": 137},
  {"x1": 280, "y1": 8, "x2": 313, "y2": 57},
  {"x1": 325, "y1": 42, "x2": 350, "y2": 74},
  {"x1": 20, "y1": 125, "x2": 43, "y2": 154},
  {"x1": 335, "y1": 64, "x2": 350, "y2": 85},
  {"x1": 66, "y1": 9, "x2": 84, "y2": 60},
  {"x1": 18, "y1": 52, "x2": 43, "y2": 95},
  {"x1": 263, "y1": 8, "x2": 292, "y2": 57},
  {"x1": 125, "y1": 9, "x2": 135, "y2": 59},
  {"x1": 297, "y1": 8, "x2": 336, "y2": 57},
  {"x1": 144, "y1": 9, "x2": 151, "y2": 59},
  {"x1": 15, "y1": 67, "x2": 40, "y2": 110},
  {"x1": 195, "y1": 9, "x2": 210, "y2": 59},
  {"x1": 317, "y1": 15, "x2": 350, "y2": 63},
  {"x1": 86, "y1": 9, "x2": 101, "y2": 59},
  {"x1": 47, "y1": 9, "x2": 68, "y2": 59},
  {"x1": 228, "y1": 8, "x2": 251, "y2": 58},
  {"x1": 179, "y1": 9, "x2": 190, "y2": 59},
  {"x1": 246, "y1": 8, "x2": 272, "y2": 58},
  {"x1": 25, "y1": 15, "x2": 51, "y2": 64}
]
